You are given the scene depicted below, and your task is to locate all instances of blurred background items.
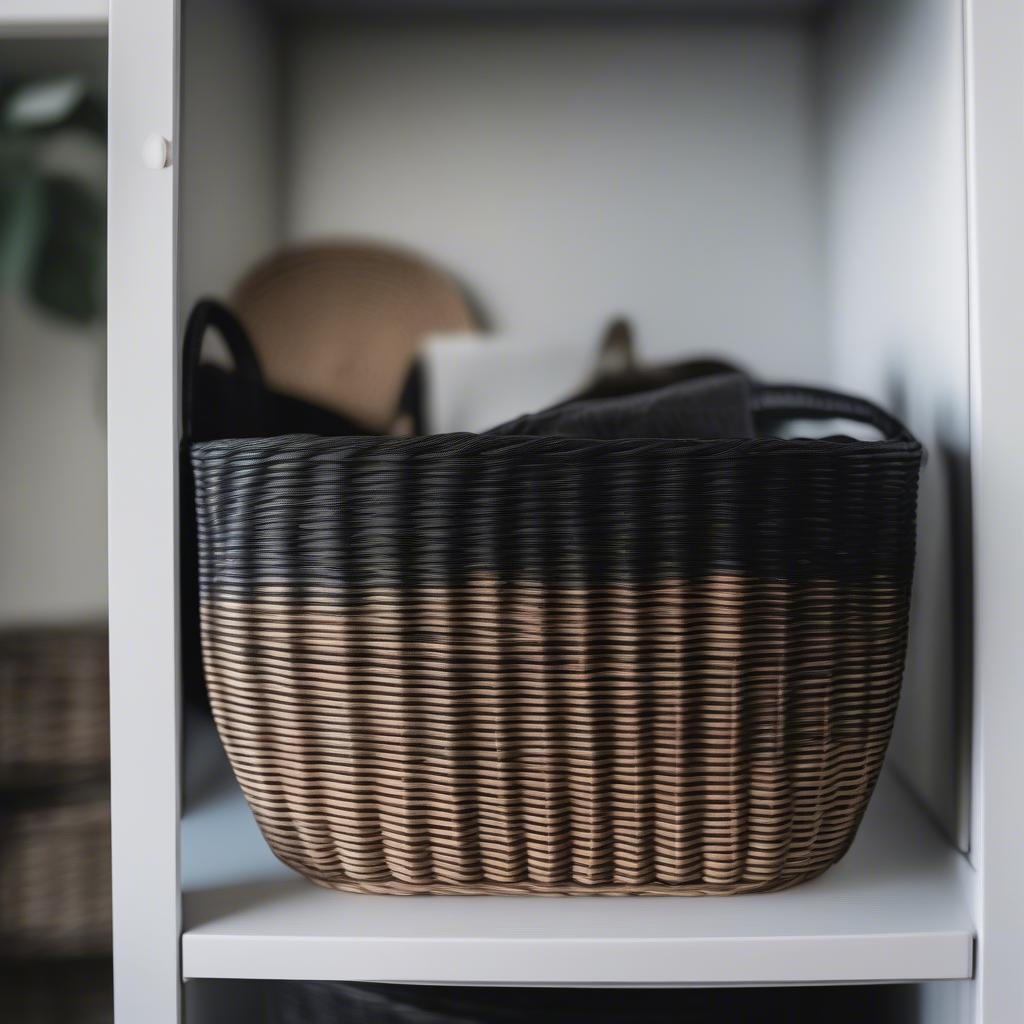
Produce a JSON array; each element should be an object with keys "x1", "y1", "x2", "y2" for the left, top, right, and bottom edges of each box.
[
  {"x1": 0, "y1": 54, "x2": 110, "y2": 1024},
  {"x1": 231, "y1": 243, "x2": 478, "y2": 433}
]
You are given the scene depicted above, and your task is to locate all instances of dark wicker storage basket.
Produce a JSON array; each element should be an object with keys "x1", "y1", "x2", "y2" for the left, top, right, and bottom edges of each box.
[
  {"x1": 0, "y1": 626, "x2": 111, "y2": 953},
  {"x1": 0, "y1": 625, "x2": 109, "y2": 788},
  {"x1": 188, "y1": 340, "x2": 922, "y2": 895},
  {"x1": 0, "y1": 787, "x2": 112, "y2": 956}
]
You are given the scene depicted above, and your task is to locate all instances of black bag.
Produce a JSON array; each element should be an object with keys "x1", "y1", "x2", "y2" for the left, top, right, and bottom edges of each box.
[{"x1": 183, "y1": 298, "x2": 375, "y2": 442}]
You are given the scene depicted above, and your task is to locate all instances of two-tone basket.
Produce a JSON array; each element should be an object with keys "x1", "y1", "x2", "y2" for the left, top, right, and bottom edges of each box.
[{"x1": 185, "y1": 315, "x2": 922, "y2": 897}]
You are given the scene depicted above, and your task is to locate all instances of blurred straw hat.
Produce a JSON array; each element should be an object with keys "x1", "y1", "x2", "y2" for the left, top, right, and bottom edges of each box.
[{"x1": 231, "y1": 242, "x2": 476, "y2": 432}]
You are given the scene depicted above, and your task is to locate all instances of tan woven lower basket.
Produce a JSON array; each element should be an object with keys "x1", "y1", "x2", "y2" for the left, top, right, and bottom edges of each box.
[{"x1": 190, "y1": 386, "x2": 921, "y2": 896}]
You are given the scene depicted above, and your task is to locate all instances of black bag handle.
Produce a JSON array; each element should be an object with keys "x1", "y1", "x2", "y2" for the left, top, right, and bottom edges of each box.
[
  {"x1": 752, "y1": 385, "x2": 916, "y2": 444},
  {"x1": 182, "y1": 298, "x2": 265, "y2": 441}
]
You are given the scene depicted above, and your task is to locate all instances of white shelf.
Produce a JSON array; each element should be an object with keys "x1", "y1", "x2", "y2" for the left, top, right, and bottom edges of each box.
[
  {"x1": 182, "y1": 722, "x2": 974, "y2": 986},
  {"x1": 0, "y1": 0, "x2": 107, "y2": 35}
]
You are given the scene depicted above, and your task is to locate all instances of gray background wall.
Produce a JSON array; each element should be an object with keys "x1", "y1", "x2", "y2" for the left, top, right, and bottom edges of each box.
[
  {"x1": 283, "y1": 21, "x2": 827, "y2": 379},
  {"x1": 0, "y1": 38, "x2": 107, "y2": 624}
]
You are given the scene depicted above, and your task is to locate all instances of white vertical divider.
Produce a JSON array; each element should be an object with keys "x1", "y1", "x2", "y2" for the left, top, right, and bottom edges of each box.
[
  {"x1": 964, "y1": 0, "x2": 1024, "y2": 1020},
  {"x1": 108, "y1": 0, "x2": 181, "y2": 1021}
]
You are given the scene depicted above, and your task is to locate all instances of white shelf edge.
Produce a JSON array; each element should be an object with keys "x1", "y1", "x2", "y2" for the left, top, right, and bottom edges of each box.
[
  {"x1": 0, "y1": 0, "x2": 107, "y2": 36},
  {"x1": 182, "y1": 931, "x2": 973, "y2": 989},
  {"x1": 181, "y1": 728, "x2": 975, "y2": 986}
]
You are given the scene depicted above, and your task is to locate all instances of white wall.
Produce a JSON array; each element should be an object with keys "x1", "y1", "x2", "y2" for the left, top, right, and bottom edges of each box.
[
  {"x1": 0, "y1": 294, "x2": 107, "y2": 623},
  {"x1": 821, "y1": 0, "x2": 971, "y2": 848},
  {"x1": 179, "y1": 0, "x2": 282, "y2": 315},
  {"x1": 283, "y1": 20, "x2": 825, "y2": 379}
]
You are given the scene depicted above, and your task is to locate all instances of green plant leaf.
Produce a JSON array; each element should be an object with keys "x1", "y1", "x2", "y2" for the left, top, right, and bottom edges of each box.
[
  {"x1": 28, "y1": 175, "x2": 105, "y2": 324},
  {"x1": 0, "y1": 162, "x2": 43, "y2": 287},
  {"x1": 1, "y1": 76, "x2": 105, "y2": 140},
  {"x1": 4, "y1": 78, "x2": 86, "y2": 128}
]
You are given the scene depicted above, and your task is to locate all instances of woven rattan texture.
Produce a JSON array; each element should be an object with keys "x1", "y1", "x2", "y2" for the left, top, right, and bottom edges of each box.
[
  {"x1": 0, "y1": 625, "x2": 109, "y2": 788},
  {"x1": 191, "y1": 431, "x2": 921, "y2": 895},
  {"x1": 0, "y1": 793, "x2": 112, "y2": 955}
]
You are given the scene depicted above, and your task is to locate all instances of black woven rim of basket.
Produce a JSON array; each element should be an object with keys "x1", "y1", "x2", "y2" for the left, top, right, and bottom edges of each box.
[{"x1": 189, "y1": 389, "x2": 921, "y2": 587}]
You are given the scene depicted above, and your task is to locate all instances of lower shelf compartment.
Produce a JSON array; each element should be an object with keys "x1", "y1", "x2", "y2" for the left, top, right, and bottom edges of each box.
[{"x1": 181, "y1": 719, "x2": 974, "y2": 986}]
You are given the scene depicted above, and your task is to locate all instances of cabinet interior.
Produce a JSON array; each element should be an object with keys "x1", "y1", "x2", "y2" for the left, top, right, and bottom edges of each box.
[{"x1": 179, "y1": 0, "x2": 971, "y2": 853}]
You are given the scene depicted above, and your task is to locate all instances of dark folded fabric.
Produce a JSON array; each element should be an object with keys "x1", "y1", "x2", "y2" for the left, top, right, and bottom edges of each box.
[
  {"x1": 487, "y1": 370, "x2": 756, "y2": 440},
  {"x1": 566, "y1": 356, "x2": 744, "y2": 406}
]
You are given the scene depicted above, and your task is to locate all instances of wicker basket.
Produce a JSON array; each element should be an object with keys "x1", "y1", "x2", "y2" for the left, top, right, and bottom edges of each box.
[
  {"x1": 187, "y1": 331, "x2": 922, "y2": 896},
  {"x1": 0, "y1": 625, "x2": 109, "y2": 788},
  {"x1": 0, "y1": 787, "x2": 112, "y2": 956}
]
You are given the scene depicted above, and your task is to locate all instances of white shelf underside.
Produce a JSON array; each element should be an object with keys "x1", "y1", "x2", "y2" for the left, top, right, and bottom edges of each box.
[{"x1": 182, "y1": 721, "x2": 974, "y2": 986}]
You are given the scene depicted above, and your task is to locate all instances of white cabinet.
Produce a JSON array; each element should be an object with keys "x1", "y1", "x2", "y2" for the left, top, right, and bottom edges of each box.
[{"x1": 97, "y1": 0, "x2": 1024, "y2": 1020}]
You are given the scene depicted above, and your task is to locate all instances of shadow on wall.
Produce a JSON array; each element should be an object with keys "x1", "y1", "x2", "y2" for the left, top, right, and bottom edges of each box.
[{"x1": 884, "y1": 370, "x2": 973, "y2": 852}]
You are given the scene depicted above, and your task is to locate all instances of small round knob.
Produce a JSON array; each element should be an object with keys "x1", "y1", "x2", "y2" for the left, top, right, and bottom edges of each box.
[{"x1": 142, "y1": 134, "x2": 171, "y2": 170}]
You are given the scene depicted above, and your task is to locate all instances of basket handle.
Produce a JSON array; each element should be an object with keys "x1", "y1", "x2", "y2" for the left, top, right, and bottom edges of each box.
[
  {"x1": 181, "y1": 298, "x2": 265, "y2": 441},
  {"x1": 751, "y1": 385, "x2": 915, "y2": 443}
]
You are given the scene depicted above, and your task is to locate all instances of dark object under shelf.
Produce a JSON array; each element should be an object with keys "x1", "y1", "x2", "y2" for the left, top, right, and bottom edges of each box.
[
  {"x1": 0, "y1": 958, "x2": 112, "y2": 1024},
  {"x1": 268, "y1": 980, "x2": 917, "y2": 1024}
]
